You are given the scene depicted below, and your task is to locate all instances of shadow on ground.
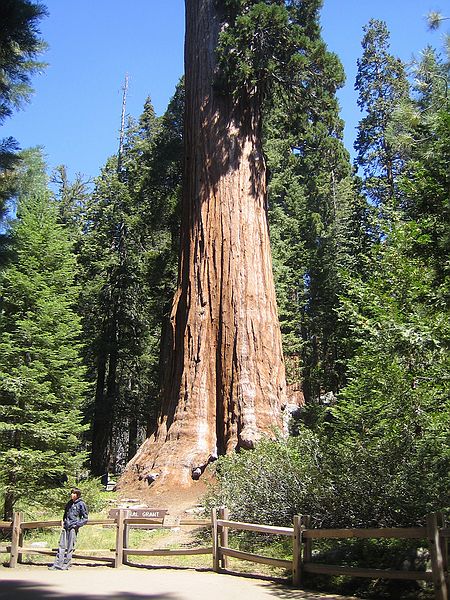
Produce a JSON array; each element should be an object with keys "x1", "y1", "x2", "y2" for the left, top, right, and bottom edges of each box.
[
  {"x1": 0, "y1": 580, "x2": 180, "y2": 600},
  {"x1": 215, "y1": 569, "x2": 356, "y2": 599},
  {"x1": 262, "y1": 581, "x2": 354, "y2": 600}
]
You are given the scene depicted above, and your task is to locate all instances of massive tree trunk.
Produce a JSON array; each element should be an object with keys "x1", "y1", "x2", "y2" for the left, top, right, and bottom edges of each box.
[{"x1": 120, "y1": 0, "x2": 287, "y2": 489}]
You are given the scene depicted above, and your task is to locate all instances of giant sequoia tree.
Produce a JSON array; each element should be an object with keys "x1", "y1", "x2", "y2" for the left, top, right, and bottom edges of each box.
[{"x1": 121, "y1": 0, "x2": 289, "y2": 488}]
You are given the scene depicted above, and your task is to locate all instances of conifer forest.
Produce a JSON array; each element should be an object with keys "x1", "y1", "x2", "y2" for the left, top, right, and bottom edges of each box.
[{"x1": 0, "y1": 0, "x2": 449, "y2": 566}]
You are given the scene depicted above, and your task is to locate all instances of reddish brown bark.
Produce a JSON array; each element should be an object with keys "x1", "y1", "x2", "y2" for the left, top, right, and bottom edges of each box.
[{"x1": 120, "y1": 0, "x2": 286, "y2": 489}]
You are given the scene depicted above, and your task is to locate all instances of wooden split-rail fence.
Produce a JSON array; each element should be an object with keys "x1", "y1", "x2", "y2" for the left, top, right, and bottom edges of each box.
[{"x1": 0, "y1": 509, "x2": 448, "y2": 600}]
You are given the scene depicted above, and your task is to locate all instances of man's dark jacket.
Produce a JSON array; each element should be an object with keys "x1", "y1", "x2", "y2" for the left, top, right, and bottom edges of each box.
[{"x1": 63, "y1": 498, "x2": 88, "y2": 530}]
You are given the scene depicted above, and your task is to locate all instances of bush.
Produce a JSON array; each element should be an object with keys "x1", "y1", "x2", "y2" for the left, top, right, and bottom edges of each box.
[
  {"x1": 205, "y1": 402, "x2": 450, "y2": 531},
  {"x1": 44, "y1": 477, "x2": 113, "y2": 516},
  {"x1": 204, "y1": 429, "x2": 333, "y2": 526},
  {"x1": 0, "y1": 477, "x2": 112, "y2": 521}
]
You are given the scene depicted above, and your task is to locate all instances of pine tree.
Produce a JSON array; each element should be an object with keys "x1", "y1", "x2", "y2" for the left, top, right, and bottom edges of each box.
[
  {"x1": 0, "y1": 0, "x2": 48, "y2": 220},
  {"x1": 261, "y1": 1, "x2": 361, "y2": 400},
  {"x1": 80, "y1": 155, "x2": 140, "y2": 475},
  {"x1": 328, "y1": 218, "x2": 450, "y2": 526},
  {"x1": 51, "y1": 165, "x2": 91, "y2": 236},
  {"x1": 326, "y1": 35, "x2": 450, "y2": 528},
  {"x1": 133, "y1": 83, "x2": 184, "y2": 434},
  {"x1": 81, "y1": 90, "x2": 182, "y2": 476},
  {"x1": 0, "y1": 149, "x2": 87, "y2": 518},
  {"x1": 397, "y1": 47, "x2": 450, "y2": 289},
  {"x1": 354, "y1": 19, "x2": 409, "y2": 222}
]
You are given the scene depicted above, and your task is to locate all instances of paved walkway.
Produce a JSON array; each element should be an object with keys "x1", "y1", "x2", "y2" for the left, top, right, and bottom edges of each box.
[{"x1": 0, "y1": 565, "x2": 358, "y2": 600}]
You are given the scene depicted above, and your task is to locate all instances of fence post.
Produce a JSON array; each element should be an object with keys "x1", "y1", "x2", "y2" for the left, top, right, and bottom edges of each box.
[
  {"x1": 437, "y1": 512, "x2": 449, "y2": 578},
  {"x1": 115, "y1": 509, "x2": 126, "y2": 568},
  {"x1": 302, "y1": 515, "x2": 312, "y2": 565},
  {"x1": 211, "y1": 508, "x2": 219, "y2": 572},
  {"x1": 292, "y1": 515, "x2": 302, "y2": 587},
  {"x1": 123, "y1": 515, "x2": 130, "y2": 566},
  {"x1": 218, "y1": 507, "x2": 229, "y2": 570},
  {"x1": 9, "y1": 512, "x2": 22, "y2": 568},
  {"x1": 18, "y1": 515, "x2": 24, "y2": 564},
  {"x1": 427, "y1": 513, "x2": 448, "y2": 600}
]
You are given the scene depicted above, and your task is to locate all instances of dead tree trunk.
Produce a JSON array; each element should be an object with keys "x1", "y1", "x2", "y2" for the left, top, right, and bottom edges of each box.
[{"x1": 121, "y1": 0, "x2": 287, "y2": 489}]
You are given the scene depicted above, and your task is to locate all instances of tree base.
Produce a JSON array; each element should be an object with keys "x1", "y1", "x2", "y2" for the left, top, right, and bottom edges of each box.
[{"x1": 117, "y1": 430, "x2": 218, "y2": 492}]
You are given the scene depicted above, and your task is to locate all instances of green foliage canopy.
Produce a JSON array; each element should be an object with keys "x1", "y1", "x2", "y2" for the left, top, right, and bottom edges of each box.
[
  {"x1": 0, "y1": 0, "x2": 48, "y2": 219},
  {"x1": 0, "y1": 149, "x2": 88, "y2": 518}
]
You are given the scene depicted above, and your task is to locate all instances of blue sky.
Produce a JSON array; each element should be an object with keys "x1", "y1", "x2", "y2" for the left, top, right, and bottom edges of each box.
[{"x1": 2, "y1": 0, "x2": 445, "y2": 181}]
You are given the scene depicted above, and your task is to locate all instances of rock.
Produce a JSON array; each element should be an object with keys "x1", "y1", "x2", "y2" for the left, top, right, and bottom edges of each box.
[
  {"x1": 30, "y1": 541, "x2": 48, "y2": 547},
  {"x1": 191, "y1": 468, "x2": 202, "y2": 480},
  {"x1": 184, "y1": 506, "x2": 205, "y2": 515},
  {"x1": 117, "y1": 503, "x2": 148, "y2": 509},
  {"x1": 145, "y1": 472, "x2": 160, "y2": 485},
  {"x1": 319, "y1": 391, "x2": 336, "y2": 405}
]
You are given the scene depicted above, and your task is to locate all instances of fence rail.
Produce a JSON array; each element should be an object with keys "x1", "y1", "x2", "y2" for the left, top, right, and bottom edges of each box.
[
  {"x1": 0, "y1": 509, "x2": 448, "y2": 600},
  {"x1": 302, "y1": 526, "x2": 427, "y2": 540},
  {"x1": 212, "y1": 510, "x2": 448, "y2": 600},
  {"x1": 302, "y1": 563, "x2": 434, "y2": 581},
  {"x1": 216, "y1": 519, "x2": 293, "y2": 536},
  {"x1": 0, "y1": 509, "x2": 212, "y2": 570}
]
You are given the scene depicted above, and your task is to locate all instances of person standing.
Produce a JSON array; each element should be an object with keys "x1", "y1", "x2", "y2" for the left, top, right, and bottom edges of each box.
[{"x1": 49, "y1": 487, "x2": 88, "y2": 570}]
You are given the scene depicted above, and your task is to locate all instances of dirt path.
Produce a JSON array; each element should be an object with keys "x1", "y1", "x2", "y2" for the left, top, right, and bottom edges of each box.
[{"x1": 0, "y1": 565, "x2": 359, "y2": 600}]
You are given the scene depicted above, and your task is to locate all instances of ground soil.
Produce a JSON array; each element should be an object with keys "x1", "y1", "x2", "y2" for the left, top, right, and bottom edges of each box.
[{"x1": 115, "y1": 466, "x2": 215, "y2": 517}]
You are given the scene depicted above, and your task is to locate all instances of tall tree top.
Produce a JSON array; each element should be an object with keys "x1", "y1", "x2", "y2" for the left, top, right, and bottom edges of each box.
[
  {"x1": 0, "y1": 0, "x2": 48, "y2": 220},
  {"x1": 216, "y1": 0, "x2": 342, "y2": 111},
  {"x1": 0, "y1": 0, "x2": 48, "y2": 124}
]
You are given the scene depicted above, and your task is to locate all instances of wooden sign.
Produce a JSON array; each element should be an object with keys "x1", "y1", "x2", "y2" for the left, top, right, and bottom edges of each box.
[{"x1": 108, "y1": 508, "x2": 167, "y2": 519}]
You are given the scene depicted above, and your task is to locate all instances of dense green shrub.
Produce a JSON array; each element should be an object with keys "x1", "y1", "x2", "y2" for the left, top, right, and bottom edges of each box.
[
  {"x1": 204, "y1": 430, "x2": 333, "y2": 526},
  {"x1": 205, "y1": 401, "x2": 449, "y2": 530}
]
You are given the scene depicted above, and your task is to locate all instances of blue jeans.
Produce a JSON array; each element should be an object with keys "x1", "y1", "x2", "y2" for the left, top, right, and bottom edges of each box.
[{"x1": 53, "y1": 527, "x2": 77, "y2": 568}]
